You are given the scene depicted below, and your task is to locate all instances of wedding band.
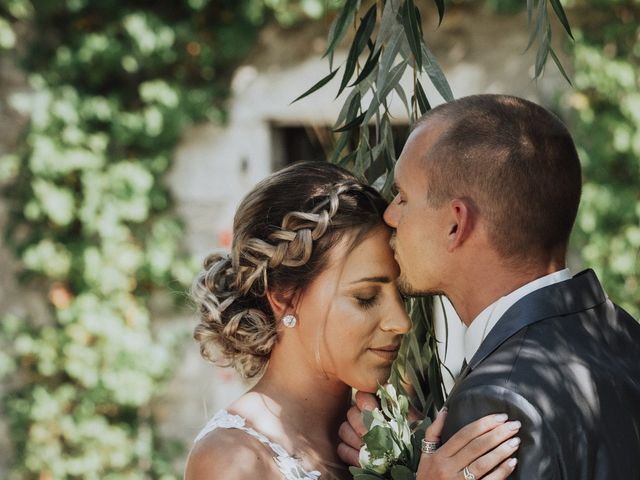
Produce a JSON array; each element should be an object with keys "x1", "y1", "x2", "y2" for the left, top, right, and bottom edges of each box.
[
  {"x1": 463, "y1": 466, "x2": 476, "y2": 480},
  {"x1": 420, "y1": 439, "x2": 439, "y2": 454}
]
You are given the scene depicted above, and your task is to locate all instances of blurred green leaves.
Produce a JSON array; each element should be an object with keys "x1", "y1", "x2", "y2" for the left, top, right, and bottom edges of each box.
[
  {"x1": 0, "y1": 0, "x2": 335, "y2": 477},
  {"x1": 564, "y1": 4, "x2": 640, "y2": 318}
]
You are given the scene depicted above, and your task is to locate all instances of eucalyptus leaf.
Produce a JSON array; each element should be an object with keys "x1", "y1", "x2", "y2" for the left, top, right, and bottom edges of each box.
[
  {"x1": 391, "y1": 464, "x2": 415, "y2": 480},
  {"x1": 394, "y1": 83, "x2": 411, "y2": 119},
  {"x1": 421, "y1": 44, "x2": 454, "y2": 101},
  {"x1": 401, "y1": 0, "x2": 423, "y2": 70},
  {"x1": 535, "y1": 24, "x2": 551, "y2": 78},
  {"x1": 329, "y1": 130, "x2": 350, "y2": 164},
  {"x1": 366, "y1": 62, "x2": 407, "y2": 123},
  {"x1": 375, "y1": 0, "x2": 402, "y2": 50},
  {"x1": 376, "y1": 27, "x2": 404, "y2": 94},
  {"x1": 432, "y1": 0, "x2": 445, "y2": 27},
  {"x1": 335, "y1": 86, "x2": 368, "y2": 129},
  {"x1": 549, "y1": 47, "x2": 572, "y2": 85},
  {"x1": 550, "y1": 0, "x2": 574, "y2": 39},
  {"x1": 338, "y1": 4, "x2": 377, "y2": 96},
  {"x1": 350, "y1": 46, "x2": 382, "y2": 87},
  {"x1": 363, "y1": 409, "x2": 375, "y2": 430},
  {"x1": 363, "y1": 425, "x2": 396, "y2": 457},
  {"x1": 526, "y1": 0, "x2": 546, "y2": 52},
  {"x1": 334, "y1": 113, "x2": 367, "y2": 132},
  {"x1": 324, "y1": 0, "x2": 359, "y2": 58},
  {"x1": 405, "y1": 361, "x2": 427, "y2": 409},
  {"x1": 354, "y1": 474, "x2": 385, "y2": 480},
  {"x1": 338, "y1": 150, "x2": 358, "y2": 168},
  {"x1": 291, "y1": 69, "x2": 339, "y2": 104},
  {"x1": 415, "y1": 79, "x2": 431, "y2": 114}
]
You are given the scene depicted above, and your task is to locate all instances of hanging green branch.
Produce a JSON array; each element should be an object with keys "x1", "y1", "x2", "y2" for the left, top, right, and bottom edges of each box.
[{"x1": 294, "y1": 0, "x2": 575, "y2": 417}]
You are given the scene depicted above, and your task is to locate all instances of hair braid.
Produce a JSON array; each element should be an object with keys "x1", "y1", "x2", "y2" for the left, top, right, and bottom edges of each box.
[{"x1": 191, "y1": 163, "x2": 387, "y2": 378}]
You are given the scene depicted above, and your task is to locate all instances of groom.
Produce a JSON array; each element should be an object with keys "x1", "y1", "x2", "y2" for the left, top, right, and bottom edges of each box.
[{"x1": 338, "y1": 95, "x2": 640, "y2": 478}]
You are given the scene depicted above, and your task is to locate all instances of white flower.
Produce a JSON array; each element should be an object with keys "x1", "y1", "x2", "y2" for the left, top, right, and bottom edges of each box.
[{"x1": 359, "y1": 444, "x2": 391, "y2": 474}]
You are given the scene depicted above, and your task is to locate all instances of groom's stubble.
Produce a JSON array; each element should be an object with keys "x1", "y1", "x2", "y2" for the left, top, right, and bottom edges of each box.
[{"x1": 390, "y1": 233, "x2": 445, "y2": 298}]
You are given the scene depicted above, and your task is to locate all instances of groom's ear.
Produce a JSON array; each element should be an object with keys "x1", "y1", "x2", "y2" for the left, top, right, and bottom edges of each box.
[{"x1": 446, "y1": 198, "x2": 475, "y2": 251}]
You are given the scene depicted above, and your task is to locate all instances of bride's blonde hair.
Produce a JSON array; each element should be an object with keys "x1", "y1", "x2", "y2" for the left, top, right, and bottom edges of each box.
[{"x1": 191, "y1": 162, "x2": 388, "y2": 378}]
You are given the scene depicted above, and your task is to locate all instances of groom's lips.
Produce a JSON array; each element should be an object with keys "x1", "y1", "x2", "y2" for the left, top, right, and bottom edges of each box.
[{"x1": 369, "y1": 344, "x2": 400, "y2": 362}]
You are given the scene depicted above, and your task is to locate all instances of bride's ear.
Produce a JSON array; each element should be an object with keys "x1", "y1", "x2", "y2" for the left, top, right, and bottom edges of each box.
[{"x1": 266, "y1": 287, "x2": 300, "y2": 320}]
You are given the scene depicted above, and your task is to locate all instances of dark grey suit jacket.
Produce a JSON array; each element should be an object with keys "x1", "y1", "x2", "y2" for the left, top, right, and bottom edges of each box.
[{"x1": 441, "y1": 269, "x2": 640, "y2": 479}]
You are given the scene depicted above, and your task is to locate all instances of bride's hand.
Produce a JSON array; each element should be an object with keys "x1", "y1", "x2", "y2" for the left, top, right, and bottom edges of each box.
[
  {"x1": 337, "y1": 392, "x2": 520, "y2": 479},
  {"x1": 417, "y1": 409, "x2": 520, "y2": 480}
]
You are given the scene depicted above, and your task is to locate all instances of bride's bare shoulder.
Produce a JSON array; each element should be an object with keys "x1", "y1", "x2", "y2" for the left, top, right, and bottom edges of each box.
[{"x1": 184, "y1": 428, "x2": 277, "y2": 480}]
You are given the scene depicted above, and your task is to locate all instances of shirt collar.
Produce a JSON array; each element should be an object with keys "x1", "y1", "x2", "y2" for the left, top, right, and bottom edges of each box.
[{"x1": 463, "y1": 268, "x2": 572, "y2": 361}]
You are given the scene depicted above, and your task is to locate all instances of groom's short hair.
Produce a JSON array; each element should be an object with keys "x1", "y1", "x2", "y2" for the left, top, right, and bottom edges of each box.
[{"x1": 418, "y1": 94, "x2": 582, "y2": 260}]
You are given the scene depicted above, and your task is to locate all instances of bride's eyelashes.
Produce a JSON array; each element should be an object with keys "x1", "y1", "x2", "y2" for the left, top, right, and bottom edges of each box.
[{"x1": 354, "y1": 293, "x2": 379, "y2": 310}]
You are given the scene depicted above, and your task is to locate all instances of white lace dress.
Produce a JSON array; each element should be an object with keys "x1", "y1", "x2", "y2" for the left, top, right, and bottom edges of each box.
[{"x1": 194, "y1": 410, "x2": 322, "y2": 480}]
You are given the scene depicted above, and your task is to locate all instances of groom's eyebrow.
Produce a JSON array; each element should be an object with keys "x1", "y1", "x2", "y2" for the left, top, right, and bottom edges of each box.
[{"x1": 350, "y1": 276, "x2": 392, "y2": 284}]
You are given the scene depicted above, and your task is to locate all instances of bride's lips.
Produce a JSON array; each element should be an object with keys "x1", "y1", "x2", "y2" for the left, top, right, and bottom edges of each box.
[{"x1": 369, "y1": 344, "x2": 400, "y2": 362}]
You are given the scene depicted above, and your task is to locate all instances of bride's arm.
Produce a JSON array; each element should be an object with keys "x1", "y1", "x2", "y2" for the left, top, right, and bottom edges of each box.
[{"x1": 185, "y1": 429, "x2": 276, "y2": 480}]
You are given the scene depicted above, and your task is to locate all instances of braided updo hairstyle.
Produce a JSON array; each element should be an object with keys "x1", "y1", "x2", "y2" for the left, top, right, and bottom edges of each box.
[{"x1": 191, "y1": 161, "x2": 388, "y2": 378}]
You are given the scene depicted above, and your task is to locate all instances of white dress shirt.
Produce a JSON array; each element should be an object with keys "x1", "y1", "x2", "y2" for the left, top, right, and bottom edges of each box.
[{"x1": 463, "y1": 269, "x2": 573, "y2": 362}]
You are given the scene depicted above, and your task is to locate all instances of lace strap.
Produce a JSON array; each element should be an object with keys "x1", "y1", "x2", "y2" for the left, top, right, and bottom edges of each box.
[{"x1": 194, "y1": 410, "x2": 321, "y2": 480}]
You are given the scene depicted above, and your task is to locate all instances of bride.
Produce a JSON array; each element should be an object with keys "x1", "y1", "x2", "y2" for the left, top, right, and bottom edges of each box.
[{"x1": 186, "y1": 162, "x2": 520, "y2": 480}]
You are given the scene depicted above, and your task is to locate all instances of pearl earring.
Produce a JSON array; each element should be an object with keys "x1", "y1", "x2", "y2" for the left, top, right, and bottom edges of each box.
[{"x1": 282, "y1": 314, "x2": 297, "y2": 328}]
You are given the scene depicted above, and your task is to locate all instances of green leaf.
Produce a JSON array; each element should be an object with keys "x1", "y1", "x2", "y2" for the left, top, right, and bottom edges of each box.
[
  {"x1": 329, "y1": 131, "x2": 351, "y2": 164},
  {"x1": 526, "y1": 0, "x2": 546, "y2": 52},
  {"x1": 363, "y1": 425, "x2": 395, "y2": 456},
  {"x1": 428, "y1": 354, "x2": 445, "y2": 410},
  {"x1": 432, "y1": 0, "x2": 445, "y2": 27},
  {"x1": 375, "y1": 0, "x2": 402, "y2": 49},
  {"x1": 549, "y1": 47, "x2": 572, "y2": 85},
  {"x1": 405, "y1": 361, "x2": 427, "y2": 409},
  {"x1": 534, "y1": 24, "x2": 551, "y2": 79},
  {"x1": 365, "y1": 62, "x2": 407, "y2": 123},
  {"x1": 362, "y1": 409, "x2": 375, "y2": 430},
  {"x1": 376, "y1": 28, "x2": 404, "y2": 92},
  {"x1": 324, "y1": 0, "x2": 359, "y2": 59},
  {"x1": 401, "y1": 0, "x2": 423, "y2": 70},
  {"x1": 549, "y1": 0, "x2": 573, "y2": 39},
  {"x1": 291, "y1": 69, "x2": 339, "y2": 104},
  {"x1": 334, "y1": 113, "x2": 367, "y2": 132},
  {"x1": 354, "y1": 474, "x2": 385, "y2": 480},
  {"x1": 350, "y1": 45, "x2": 382, "y2": 87},
  {"x1": 394, "y1": 83, "x2": 411, "y2": 118},
  {"x1": 407, "y1": 328, "x2": 423, "y2": 365},
  {"x1": 421, "y1": 44, "x2": 454, "y2": 101},
  {"x1": 391, "y1": 464, "x2": 415, "y2": 480},
  {"x1": 338, "y1": 4, "x2": 377, "y2": 96},
  {"x1": 338, "y1": 150, "x2": 358, "y2": 167},
  {"x1": 415, "y1": 80, "x2": 431, "y2": 115},
  {"x1": 335, "y1": 90, "x2": 362, "y2": 129}
]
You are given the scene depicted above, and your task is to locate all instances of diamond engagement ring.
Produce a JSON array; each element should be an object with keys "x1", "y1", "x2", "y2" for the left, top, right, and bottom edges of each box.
[
  {"x1": 463, "y1": 466, "x2": 476, "y2": 480},
  {"x1": 420, "y1": 439, "x2": 439, "y2": 454}
]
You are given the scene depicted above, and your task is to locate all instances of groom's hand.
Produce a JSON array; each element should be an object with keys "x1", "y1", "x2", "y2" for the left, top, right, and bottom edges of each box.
[{"x1": 337, "y1": 391, "x2": 379, "y2": 466}]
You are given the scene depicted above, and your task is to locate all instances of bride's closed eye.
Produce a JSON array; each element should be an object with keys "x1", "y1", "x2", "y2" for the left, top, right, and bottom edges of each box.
[{"x1": 354, "y1": 293, "x2": 379, "y2": 310}]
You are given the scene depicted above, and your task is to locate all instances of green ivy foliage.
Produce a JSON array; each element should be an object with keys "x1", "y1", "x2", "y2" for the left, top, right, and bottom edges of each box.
[
  {"x1": 567, "y1": 1, "x2": 640, "y2": 318},
  {"x1": 0, "y1": 0, "x2": 336, "y2": 478},
  {"x1": 486, "y1": 0, "x2": 639, "y2": 318}
]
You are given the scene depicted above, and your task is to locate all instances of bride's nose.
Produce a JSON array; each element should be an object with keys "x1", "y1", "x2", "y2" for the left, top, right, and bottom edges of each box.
[{"x1": 379, "y1": 301, "x2": 411, "y2": 334}]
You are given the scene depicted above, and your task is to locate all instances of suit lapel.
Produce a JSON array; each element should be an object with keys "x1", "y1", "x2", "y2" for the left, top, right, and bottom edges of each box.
[{"x1": 466, "y1": 269, "x2": 607, "y2": 371}]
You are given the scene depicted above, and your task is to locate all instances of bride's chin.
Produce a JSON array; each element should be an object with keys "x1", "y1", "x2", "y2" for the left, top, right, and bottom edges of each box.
[{"x1": 351, "y1": 372, "x2": 392, "y2": 394}]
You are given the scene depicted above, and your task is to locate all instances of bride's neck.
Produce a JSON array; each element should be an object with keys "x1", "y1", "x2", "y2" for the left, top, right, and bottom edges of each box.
[{"x1": 251, "y1": 351, "x2": 352, "y2": 440}]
